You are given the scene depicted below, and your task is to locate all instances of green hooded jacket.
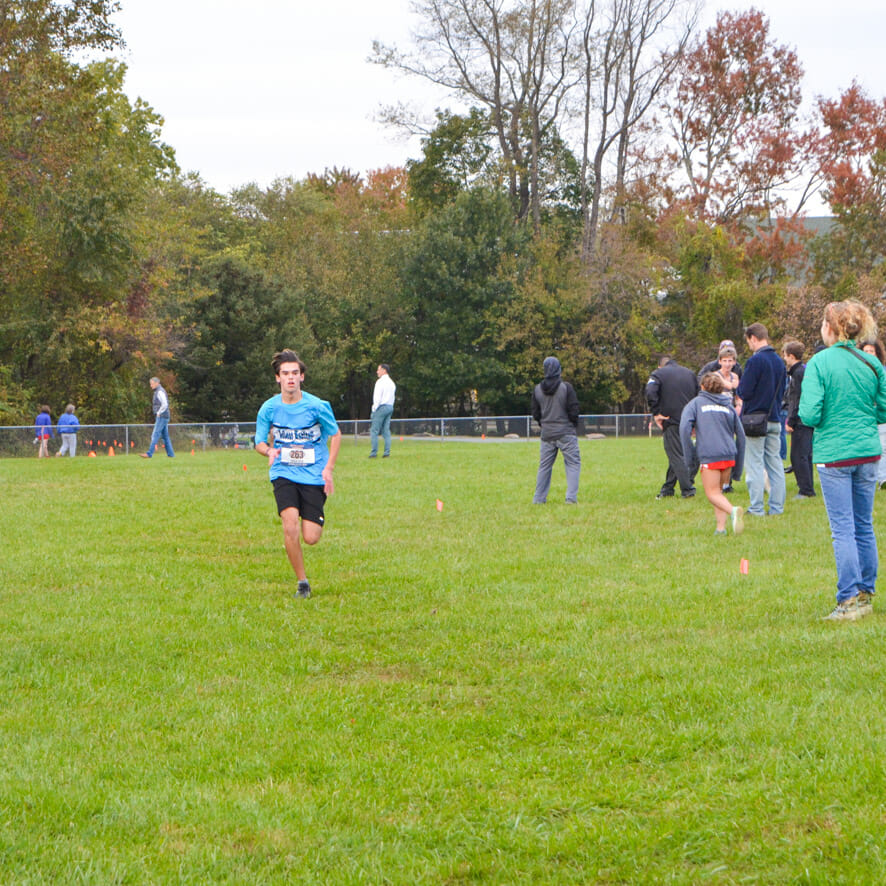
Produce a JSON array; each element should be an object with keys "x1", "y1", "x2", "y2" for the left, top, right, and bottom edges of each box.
[{"x1": 798, "y1": 341, "x2": 886, "y2": 464}]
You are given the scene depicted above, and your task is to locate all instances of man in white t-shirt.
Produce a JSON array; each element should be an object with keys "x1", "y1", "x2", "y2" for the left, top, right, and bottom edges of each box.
[{"x1": 369, "y1": 363, "x2": 396, "y2": 458}]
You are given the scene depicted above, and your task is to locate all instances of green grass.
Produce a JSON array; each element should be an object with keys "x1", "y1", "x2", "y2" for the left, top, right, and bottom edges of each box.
[{"x1": 2, "y1": 438, "x2": 886, "y2": 883}]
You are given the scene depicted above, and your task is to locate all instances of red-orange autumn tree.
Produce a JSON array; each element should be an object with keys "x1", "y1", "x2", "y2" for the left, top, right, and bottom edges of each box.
[{"x1": 810, "y1": 83, "x2": 886, "y2": 288}]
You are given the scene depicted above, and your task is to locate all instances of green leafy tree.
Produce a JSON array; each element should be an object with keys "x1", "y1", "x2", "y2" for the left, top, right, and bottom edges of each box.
[
  {"x1": 399, "y1": 188, "x2": 530, "y2": 414},
  {"x1": 171, "y1": 257, "x2": 312, "y2": 421}
]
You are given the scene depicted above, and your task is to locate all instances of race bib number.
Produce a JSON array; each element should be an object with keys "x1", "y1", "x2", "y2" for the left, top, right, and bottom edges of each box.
[{"x1": 280, "y1": 446, "x2": 315, "y2": 466}]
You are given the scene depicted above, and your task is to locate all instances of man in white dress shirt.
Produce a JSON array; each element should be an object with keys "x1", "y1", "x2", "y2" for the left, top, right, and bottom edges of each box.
[{"x1": 369, "y1": 363, "x2": 396, "y2": 458}]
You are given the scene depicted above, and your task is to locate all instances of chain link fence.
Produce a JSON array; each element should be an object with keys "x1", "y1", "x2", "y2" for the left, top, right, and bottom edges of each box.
[{"x1": 0, "y1": 415, "x2": 656, "y2": 458}]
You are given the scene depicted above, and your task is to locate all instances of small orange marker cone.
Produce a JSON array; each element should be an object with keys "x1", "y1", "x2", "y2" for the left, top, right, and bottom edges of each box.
[
  {"x1": 191, "y1": 449, "x2": 195, "y2": 456},
  {"x1": 88, "y1": 451, "x2": 96, "y2": 457},
  {"x1": 436, "y1": 499, "x2": 444, "y2": 512},
  {"x1": 481, "y1": 433, "x2": 486, "y2": 439},
  {"x1": 235, "y1": 443, "x2": 239, "y2": 449},
  {"x1": 740, "y1": 558, "x2": 749, "y2": 574},
  {"x1": 130, "y1": 441, "x2": 134, "y2": 448},
  {"x1": 400, "y1": 436, "x2": 404, "y2": 441},
  {"x1": 108, "y1": 446, "x2": 115, "y2": 457},
  {"x1": 242, "y1": 464, "x2": 248, "y2": 472}
]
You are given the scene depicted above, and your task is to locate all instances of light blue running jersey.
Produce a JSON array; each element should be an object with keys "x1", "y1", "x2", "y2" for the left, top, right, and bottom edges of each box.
[{"x1": 254, "y1": 392, "x2": 340, "y2": 485}]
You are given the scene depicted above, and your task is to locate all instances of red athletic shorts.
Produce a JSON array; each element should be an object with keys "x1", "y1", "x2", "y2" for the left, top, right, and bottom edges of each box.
[{"x1": 701, "y1": 460, "x2": 735, "y2": 471}]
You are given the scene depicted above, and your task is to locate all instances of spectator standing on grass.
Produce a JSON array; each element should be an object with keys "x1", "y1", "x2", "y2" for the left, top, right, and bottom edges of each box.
[
  {"x1": 531, "y1": 356, "x2": 581, "y2": 504},
  {"x1": 714, "y1": 345, "x2": 742, "y2": 410},
  {"x1": 34, "y1": 405, "x2": 53, "y2": 458},
  {"x1": 698, "y1": 339, "x2": 743, "y2": 382},
  {"x1": 679, "y1": 373, "x2": 745, "y2": 536},
  {"x1": 141, "y1": 377, "x2": 174, "y2": 458},
  {"x1": 56, "y1": 404, "x2": 80, "y2": 457},
  {"x1": 800, "y1": 301, "x2": 886, "y2": 621},
  {"x1": 737, "y1": 324, "x2": 787, "y2": 517},
  {"x1": 369, "y1": 363, "x2": 396, "y2": 459},
  {"x1": 254, "y1": 350, "x2": 341, "y2": 599},
  {"x1": 860, "y1": 339, "x2": 886, "y2": 490},
  {"x1": 782, "y1": 341, "x2": 815, "y2": 499},
  {"x1": 645, "y1": 356, "x2": 698, "y2": 500}
]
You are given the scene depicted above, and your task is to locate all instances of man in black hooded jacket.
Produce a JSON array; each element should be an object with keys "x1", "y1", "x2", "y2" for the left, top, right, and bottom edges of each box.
[{"x1": 531, "y1": 356, "x2": 581, "y2": 504}]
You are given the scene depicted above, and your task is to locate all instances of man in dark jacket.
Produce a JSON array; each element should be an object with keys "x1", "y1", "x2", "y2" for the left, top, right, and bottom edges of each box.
[
  {"x1": 737, "y1": 323, "x2": 787, "y2": 515},
  {"x1": 645, "y1": 356, "x2": 699, "y2": 499},
  {"x1": 531, "y1": 356, "x2": 581, "y2": 504},
  {"x1": 782, "y1": 340, "x2": 815, "y2": 498}
]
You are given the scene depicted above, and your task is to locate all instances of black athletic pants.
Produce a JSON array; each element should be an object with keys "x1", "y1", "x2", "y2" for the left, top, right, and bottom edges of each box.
[
  {"x1": 790, "y1": 424, "x2": 815, "y2": 496},
  {"x1": 660, "y1": 423, "x2": 696, "y2": 495}
]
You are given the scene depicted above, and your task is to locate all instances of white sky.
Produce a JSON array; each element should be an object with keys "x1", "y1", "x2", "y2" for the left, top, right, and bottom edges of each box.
[{"x1": 113, "y1": 0, "x2": 885, "y2": 195}]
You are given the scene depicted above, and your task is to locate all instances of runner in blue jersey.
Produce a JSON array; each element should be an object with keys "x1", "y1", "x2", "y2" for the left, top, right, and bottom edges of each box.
[{"x1": 254, "y1": 350, "x2": 341, "y2": 598}]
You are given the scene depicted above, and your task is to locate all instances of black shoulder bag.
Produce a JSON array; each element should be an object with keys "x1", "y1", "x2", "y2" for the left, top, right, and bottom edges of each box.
[{"x1": 740, "y1": 386, "x2": 780, "y2": 438}]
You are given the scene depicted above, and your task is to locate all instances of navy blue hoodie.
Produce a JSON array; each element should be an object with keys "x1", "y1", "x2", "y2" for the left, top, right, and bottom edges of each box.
[{"x1": 679, "y1": 390, "x2": 746, "y2": 477}]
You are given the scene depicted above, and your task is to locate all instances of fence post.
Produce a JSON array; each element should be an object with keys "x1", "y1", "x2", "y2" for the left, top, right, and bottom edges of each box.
[{"x1": 440, "y1": 418, "x2": 445, "y2": 441}]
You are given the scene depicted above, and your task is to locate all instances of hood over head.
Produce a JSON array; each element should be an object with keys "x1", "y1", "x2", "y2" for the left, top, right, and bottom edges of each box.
[{"x1": 541, "y1": 356, "x2": 562, "y2": 394}]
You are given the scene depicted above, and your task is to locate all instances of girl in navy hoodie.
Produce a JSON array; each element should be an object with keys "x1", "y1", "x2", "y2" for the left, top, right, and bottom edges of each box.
[{"x1": 680, "y1": 373, "x2": 747, "y2": 536}]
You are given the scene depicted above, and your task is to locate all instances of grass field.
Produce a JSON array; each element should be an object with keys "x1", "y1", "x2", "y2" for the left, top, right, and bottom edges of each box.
[{"x1": 2, "y1": 437, "x2": 886, "y2": 883}]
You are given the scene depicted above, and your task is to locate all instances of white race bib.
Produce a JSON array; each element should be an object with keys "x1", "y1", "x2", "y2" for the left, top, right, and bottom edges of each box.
[{"x1": 280, "y1": 446, "x2": 316, "y2": 466}]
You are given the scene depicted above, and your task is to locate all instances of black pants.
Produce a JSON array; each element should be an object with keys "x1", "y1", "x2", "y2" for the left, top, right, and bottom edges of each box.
[
  {"x1": 790, "y1": 424, "x2": 815, "y2": 496},
  {"x1": 661, "y1": 423, "x2": 696, "y2": 495}
]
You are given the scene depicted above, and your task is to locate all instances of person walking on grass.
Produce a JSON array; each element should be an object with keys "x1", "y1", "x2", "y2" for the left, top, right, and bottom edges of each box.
[
  {"x1": 799, "y1": 301, "x2": 886, "y2": 622},
  {"x1": 56, "y1": 404, "x2": 80, "y2": 457},
  {"x1": 254, "y1": 350, "x2": 341, "y2": 599},
  {"x1": 645, "y1": 355, "x2": 698, "y2": 499},
  {"x1": 679, "y1": 373, "x2": 746, "y2": 536},
  {"x1": 531, "y1": 356, "x2": 581, "y2": 504},
  {"x1": 369, "y1": 363, "x2": 396, "y2": 458},
  {"x1": 140, "y1": 377, "x2": 174, "y2": 458},
  {"x1": 34, "y1": 405, "x2": 53, "y2": 458}
]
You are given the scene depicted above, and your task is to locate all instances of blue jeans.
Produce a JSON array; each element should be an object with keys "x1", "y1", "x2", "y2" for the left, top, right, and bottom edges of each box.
[
  {"x1": 147, "y1": 414, "x2": 175, "y2": 457},
  {"x1": 533, "y1": 435, "x2": 581, "y2": 503},
  {"x1": 370, "y1": 404, "x2": 393, "y2": 456},
  {"x1": 744, "y1": 422, "x2": 785, "y2": 515},
  {"x1": 817, "y1": 460, "x2": 878, "y2": 603}
]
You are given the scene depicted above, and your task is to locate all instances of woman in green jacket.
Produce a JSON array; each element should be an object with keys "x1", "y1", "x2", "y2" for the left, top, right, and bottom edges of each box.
[{"x1": 799, "y1": 300, "x2": 886, "y2": 621}]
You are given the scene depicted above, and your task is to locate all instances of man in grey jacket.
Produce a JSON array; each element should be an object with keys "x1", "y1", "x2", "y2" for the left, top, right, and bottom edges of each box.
[{"x1": 531, "y1": 356, "x2": 581, "y2": 504}]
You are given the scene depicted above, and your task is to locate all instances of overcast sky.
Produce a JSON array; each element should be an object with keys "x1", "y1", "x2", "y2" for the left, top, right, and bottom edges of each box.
[{"x1": 113, "y1": 0, "x2": 885, "y2": 195}]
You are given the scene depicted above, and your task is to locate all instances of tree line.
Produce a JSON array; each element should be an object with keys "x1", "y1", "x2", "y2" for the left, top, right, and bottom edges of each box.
[{"x1": 2, "y1": 0, "x2": 885, "y2": 426}]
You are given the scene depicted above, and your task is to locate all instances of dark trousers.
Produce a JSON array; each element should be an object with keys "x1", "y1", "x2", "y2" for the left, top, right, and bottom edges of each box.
[
  {"x1": 790, "y1": 424, "x2": 815, "y2": 496},
  {"x1": 661, "y1": 423, "x2": 695, "y2": 495}
]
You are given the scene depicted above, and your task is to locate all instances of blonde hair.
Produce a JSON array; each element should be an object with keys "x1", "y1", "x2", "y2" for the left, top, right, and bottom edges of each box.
[{"x1": 823, "y1": 300, "x2": 877, "y2": 343}]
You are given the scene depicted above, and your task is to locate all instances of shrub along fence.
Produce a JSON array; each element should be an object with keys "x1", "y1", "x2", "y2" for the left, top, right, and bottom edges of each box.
[{"x1": 0, "y1": 415, "x2": 656, "y2": 457}]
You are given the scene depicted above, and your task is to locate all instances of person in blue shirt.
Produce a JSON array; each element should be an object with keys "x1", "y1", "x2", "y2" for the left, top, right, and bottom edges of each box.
[
  {"x1": 34, "y1": 405, "x2": 53, "y2": 458},
  {"x1": 254, "y1": 350, "x2": 341, "y2": 599},
  {"x1": 56, "y1": 404, "x2": 80, "y2": 457}
]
